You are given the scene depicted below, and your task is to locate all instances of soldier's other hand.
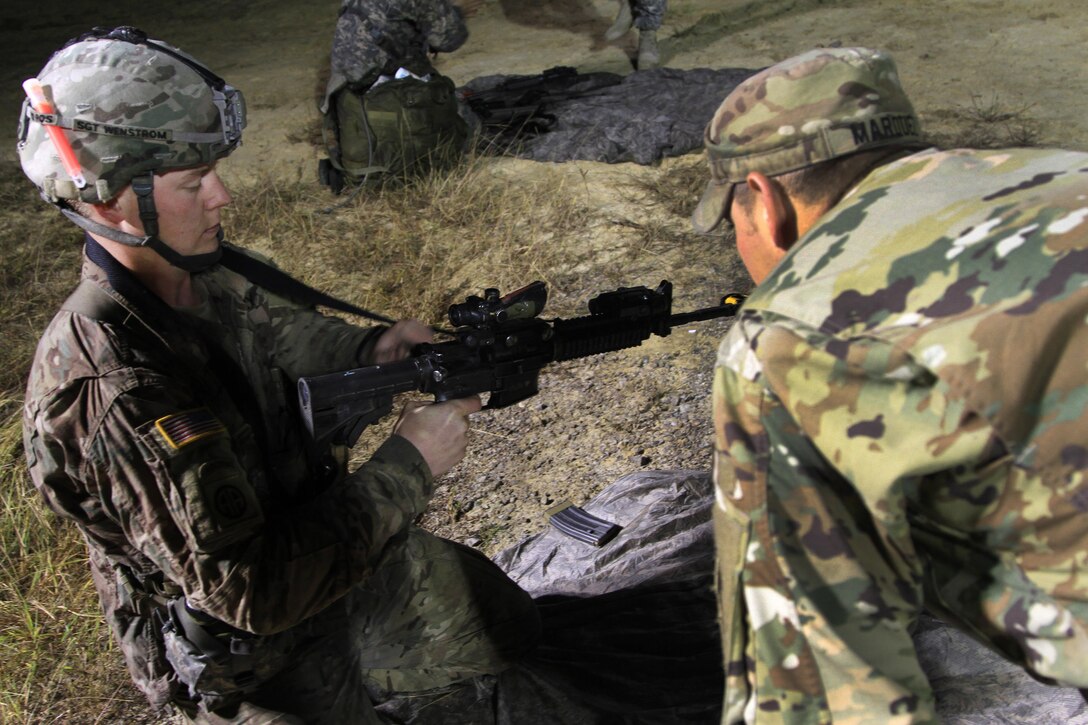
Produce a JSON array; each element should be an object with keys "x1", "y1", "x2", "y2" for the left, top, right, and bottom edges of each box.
[
  {"x1": 452, "y1": 0, "x2": 484, "y2": 17},
  {"x1": 372, "y1": 320, "x2": 434, "y2": 363},
  {"x1": 393, "y1": 396, "x2": 483, "y2": 478}
]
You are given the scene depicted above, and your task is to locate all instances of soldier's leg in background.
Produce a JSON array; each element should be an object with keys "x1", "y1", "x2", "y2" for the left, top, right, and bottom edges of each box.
[
  {"x1": 604, "y1": 0, "x2": 634, "y2": 42},
  {"x1": 630, "y1": 0, "x2": 667, "y2": 30},
  {"x1": 344, "y1": 526, "x2": 541, "y2": 694},
  {"x1": 630, "y1": 0, "x2": 665, "y2": 69}
]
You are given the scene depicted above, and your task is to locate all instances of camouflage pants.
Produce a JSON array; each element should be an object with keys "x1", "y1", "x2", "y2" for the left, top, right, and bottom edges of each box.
[
  {"x1": 713, "y1": 451, "x2": 1088, "y2": 724},
  {"x1": 189, "y1": 527, "x2": 540, "y2": 724}
]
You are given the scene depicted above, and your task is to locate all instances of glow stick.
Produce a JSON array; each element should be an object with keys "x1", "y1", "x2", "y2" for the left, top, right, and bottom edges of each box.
[{"x1": 23, "y1": 78, "x2": 87, "y2": 189}]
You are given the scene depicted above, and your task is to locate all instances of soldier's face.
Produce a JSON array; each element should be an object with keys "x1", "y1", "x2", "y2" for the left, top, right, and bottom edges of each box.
[
  {"x1": 118, "y1": 163, "x2": 232, "y2": 255},
  {"x1": 153, "y1": 164, "x2": 233, "y2": 255}
]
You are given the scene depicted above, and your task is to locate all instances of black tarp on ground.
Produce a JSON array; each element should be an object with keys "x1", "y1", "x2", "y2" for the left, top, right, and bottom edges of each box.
[
  {"x1": 459, "y1": 67, "x2": 758, "y2": 165},
  {"x1": 379, "y1": 470, "x2": 1088, "y2": 723}
]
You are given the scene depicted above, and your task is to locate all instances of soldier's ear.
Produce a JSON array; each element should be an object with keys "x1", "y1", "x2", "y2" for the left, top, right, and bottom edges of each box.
[{"x1": 745, "y1": 172, "x2": 797, "y2": 254}]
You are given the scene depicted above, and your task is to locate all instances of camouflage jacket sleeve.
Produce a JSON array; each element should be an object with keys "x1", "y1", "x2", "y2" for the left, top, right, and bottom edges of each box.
[
  {"x1": 196, "y1": 248, "x2": 387, "y2": 377},
  {"x1": 258, "y1": 286, "x2": 386, "y2": 375},
  {"x1": 713, "y1": 313, "x2": 965, "y2": 721}
]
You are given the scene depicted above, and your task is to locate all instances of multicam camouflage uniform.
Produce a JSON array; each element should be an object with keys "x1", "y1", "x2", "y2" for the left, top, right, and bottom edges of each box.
[
  {"x1": 696, "y1": 48, "x2": 1088, "y2": 723},
  {"x1": 322, "y1": 0, "x2": 469, "y2": 111},
  {"x1": 23, "y1": 240, "x2": 539, "y2": 721}
]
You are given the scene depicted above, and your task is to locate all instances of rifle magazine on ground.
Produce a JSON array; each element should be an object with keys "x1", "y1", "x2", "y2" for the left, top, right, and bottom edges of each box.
[{"x1": 546, "y1": 502, "x2": 623, "y2": 546}]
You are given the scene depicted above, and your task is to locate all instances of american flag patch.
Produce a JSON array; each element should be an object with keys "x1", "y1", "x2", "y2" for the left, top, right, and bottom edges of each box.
[{"x1": 155, "y1": 409, "x2": 226, "y2": 449}]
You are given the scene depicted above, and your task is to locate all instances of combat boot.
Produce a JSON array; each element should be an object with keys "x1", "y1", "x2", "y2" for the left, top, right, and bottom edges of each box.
[
  {"x1": 605, "y1": 0, "x2": 634, "y2": 41},
  {"x1": 637, "y1": 29, "x2": 660, "y2": 70}
]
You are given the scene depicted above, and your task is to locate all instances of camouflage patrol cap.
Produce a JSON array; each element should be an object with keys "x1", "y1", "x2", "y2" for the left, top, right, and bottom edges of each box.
[
  {"x1": 692, "y1": 47, "x2": 924, "y2": 233},
  {"x1": 17, "y1": 26, "x2": 245, "y2": 204}
]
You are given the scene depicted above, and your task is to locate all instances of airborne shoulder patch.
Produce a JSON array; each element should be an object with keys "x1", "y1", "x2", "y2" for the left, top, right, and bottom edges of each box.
[{"x1": 155, "y1": 408, "x2": 227, "y2": 449}]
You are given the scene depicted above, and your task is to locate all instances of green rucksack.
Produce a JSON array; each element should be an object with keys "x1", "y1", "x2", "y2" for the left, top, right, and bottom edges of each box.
[{"x1": 320, "y1": 72, "x2": 467, "y2": 193}]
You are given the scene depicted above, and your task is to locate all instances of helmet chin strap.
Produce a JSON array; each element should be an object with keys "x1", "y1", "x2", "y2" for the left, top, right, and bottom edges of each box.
[{"x1": 58, "y1": 172, "x2": 223, "y2": 273}]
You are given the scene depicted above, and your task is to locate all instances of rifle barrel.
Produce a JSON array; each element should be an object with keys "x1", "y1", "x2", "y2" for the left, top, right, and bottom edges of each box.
[{"x1": 669, "y1": 299, "x2": 744, "y2": 327}]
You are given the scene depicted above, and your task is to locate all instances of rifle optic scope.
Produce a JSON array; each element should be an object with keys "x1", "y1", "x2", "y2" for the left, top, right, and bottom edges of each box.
[{"x1": 448, "y1": 281, "x2": 548, "y2": 328}]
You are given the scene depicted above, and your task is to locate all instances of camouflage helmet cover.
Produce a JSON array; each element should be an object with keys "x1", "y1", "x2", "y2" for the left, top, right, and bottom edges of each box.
[
  {"x1": 692, "y1": 46, "x2": 925, "y2": 233},
  {"x1": 17, "y1": 27, "x2": 246, "y2": 204}
]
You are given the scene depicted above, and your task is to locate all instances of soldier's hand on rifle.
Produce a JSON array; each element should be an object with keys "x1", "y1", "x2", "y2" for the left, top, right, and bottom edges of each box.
[
  {"x1": 371, "y1": 320, "x2": 434, "y2": 364},
  {"x1": 393, "y1": 395, "x2": 482, "y2": 478}
]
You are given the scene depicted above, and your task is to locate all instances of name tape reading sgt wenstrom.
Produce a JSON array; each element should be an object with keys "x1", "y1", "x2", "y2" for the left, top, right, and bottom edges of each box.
[
  {"x1": 73, "y1": 119, "x2": 172, "y2": 140},
  {"x1": 27, "y1": 109, "x2": 172, "y2": 140}
]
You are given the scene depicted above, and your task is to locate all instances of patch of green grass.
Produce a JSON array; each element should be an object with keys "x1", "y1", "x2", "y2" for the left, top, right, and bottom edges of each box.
[{"x1": 472, "y1": 523, "x2": 509, "y2": 551}]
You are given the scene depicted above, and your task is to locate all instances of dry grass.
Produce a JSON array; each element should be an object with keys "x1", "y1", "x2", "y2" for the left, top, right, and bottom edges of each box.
[
  {"x1": 222, "y1": 152, "x2": 601, "y2": 323},
  {"x1": 0, "y1": 171, "x2": 81, "y2": 406},
  {"x1": 613, "y1": 156, "x2": 718, "y2": 256}
]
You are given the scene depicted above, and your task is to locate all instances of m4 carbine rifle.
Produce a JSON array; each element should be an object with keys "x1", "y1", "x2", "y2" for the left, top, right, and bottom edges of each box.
[{"x1": 298, "y1": 280, "x2": 744, "y2": 451}]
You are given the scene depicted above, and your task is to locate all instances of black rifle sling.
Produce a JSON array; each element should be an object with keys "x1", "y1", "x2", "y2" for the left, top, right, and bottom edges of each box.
[{"x1": 218, "y1": 245, "x2": 395, "y2": 325}]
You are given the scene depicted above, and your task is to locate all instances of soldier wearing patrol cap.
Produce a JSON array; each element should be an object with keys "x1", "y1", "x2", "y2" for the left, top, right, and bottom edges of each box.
[
  {"x1": 695, "y1": 47, "x2": 1088, "y2": 722},
  {"x1": 18, "y1": 26, "x2": 538, "y2": 723}
]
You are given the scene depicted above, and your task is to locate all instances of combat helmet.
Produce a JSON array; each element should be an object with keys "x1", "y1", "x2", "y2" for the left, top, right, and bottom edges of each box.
[{"x1": 16, "y1": 26, "x2": 246, "y2": 271}]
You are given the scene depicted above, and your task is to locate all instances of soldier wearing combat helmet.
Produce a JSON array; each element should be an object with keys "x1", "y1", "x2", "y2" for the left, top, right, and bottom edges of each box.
[
  {"x1": 695, "y1": 47, "x2": 1088, "y2": 722},
  {"x1": 19, "y1": 26, "x2": 538, "y2": 723}
]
